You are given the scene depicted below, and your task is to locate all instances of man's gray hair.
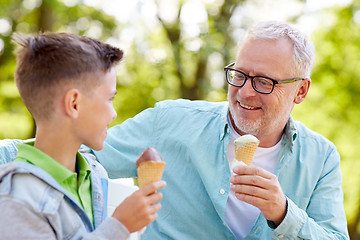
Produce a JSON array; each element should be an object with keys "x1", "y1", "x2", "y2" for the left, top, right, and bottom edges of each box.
[{"x1": 239, "y1": 21, "x2": 315, "y2": 78}]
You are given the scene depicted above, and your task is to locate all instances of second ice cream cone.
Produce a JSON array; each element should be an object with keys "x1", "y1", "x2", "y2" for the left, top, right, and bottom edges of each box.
[
  {"x1": 136, "y1": 147, "x2": 166, "y2": 188},
  {"x1": 234, "y1": 134, "x2": 259, "y2": 166},
  {"x1": 137, "y1": 161, "x2": 166, "y2": 188}
]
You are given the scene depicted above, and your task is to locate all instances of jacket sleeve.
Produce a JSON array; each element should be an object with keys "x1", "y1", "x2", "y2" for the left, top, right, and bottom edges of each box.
[
  {"x1": 0, "y1": 198, "x2": 130, "y2": 240},
  {"x1": 270, "y1": 147, "x2": 349, "y2": 240},
  {"x1": 83, "y1": 217, "x2": 130, "y2": 240},
  {"x1": 0, "y1": 199, "x2": 58, "y2": 239}
]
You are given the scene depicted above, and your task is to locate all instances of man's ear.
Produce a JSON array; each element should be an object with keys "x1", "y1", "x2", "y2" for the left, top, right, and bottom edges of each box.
[
  {"x1": 294, "y1": 78, "x2": 311, "y2": 104},
  {"x1": 64, "y1": 88, "x2": 81, "y2": 118}
]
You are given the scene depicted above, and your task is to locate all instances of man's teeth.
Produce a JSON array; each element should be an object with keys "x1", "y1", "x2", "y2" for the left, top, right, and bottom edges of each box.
[{"x1": 240, "y1": 103, "x2": 257, "y2": 110}]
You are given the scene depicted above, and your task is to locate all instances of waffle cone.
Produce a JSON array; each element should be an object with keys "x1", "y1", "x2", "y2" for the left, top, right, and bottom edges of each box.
[
  {"x1": 137, "y1": 161, "x2": 166, "y2": 188},
  {"x1": 234, "y1": 135, "x2": 259, "y2": 166}
]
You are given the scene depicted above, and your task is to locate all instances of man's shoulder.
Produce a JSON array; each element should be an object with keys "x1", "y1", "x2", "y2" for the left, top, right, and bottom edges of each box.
[
  {"x1": 155, "y1": 99, "x2": 228, "y2": 113},
  {"x1": 0, "y1": 139, "x2": 25, "y2": 164},
  {"x1": 294, "y1": 120, "x2": 337, "y2": 150}
]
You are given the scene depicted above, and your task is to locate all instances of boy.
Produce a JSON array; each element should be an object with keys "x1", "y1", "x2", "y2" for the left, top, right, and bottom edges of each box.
[{"x1": 0, "y1": 33, "x2": 166, "y2": 239}]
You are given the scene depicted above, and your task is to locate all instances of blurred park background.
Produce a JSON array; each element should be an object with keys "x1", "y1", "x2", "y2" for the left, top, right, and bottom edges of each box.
[{"x1": 0, "y1": 0, "x2": 359, "y2": 238}]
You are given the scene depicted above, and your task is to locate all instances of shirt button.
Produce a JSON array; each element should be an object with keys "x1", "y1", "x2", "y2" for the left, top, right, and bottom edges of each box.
[
  {"x1": 227, "y1": 128, "x2": 230, "y2": 133},
  {"x1": 278, "y1": 234, "x2": 284, "y2": 238},
  {"x1": 220, "y1": 189, "x2": 225, "y2": 195}
]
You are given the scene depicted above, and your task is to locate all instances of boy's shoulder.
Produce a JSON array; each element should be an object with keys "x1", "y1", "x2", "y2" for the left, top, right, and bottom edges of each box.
[
  {"x1": 0, "y1": 162, "x2": 64, "y2": 211},
  {"x1": 79, "y1": 150, "x2": 108, "y2": 180},
  {"x1": 0, "y1": 162, "x2": 94, "y2": 238}
]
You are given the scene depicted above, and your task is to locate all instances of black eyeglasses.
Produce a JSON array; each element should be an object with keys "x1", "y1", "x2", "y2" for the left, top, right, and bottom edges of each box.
[{"x1": 224, "y1": 62, "x2": 305, "y2": 94}]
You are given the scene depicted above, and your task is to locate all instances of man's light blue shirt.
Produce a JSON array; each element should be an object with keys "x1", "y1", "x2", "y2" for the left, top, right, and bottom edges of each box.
[
  {"x1": 0, "y1": 99, "x2": 349, "y2": 239},
  {"x1": 94, "y1": 99, "x2": 348, "y2": 239}
]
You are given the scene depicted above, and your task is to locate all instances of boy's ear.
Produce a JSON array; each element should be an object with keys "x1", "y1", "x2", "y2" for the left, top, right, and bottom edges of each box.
[
  {"x1": 294, "y1": 78, "x2": 311, "y2": 104},
  {"x1": 64, "y1": 88, "x2": 81, "y2": 118}
]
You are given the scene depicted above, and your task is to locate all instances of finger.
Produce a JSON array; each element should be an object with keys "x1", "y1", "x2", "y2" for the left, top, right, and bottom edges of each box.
[
  {"x1": 232, "y1": 165, "x2": 273, "y2": 179},
  {"x1": 146, "y1": 191, "x2": 163, "y2": 204},
  {"x1": 141, "y1": 180, "x2": 166, "y2": 195},
  {"x1": 230, "y1": 184, "x2": 270, "y2": 200},
  {"x1": 235, "y1": 192, "x2": 267, "y2": 207},
  {"x1": 230, "y1": 174, "x2": 270, "y2": 189},
  {"x1": 148, "y1": 212, "x2": 158, "y2": 223},
  {"x1": 149, "y1": 202, "x2": 162, "y2": 213}
]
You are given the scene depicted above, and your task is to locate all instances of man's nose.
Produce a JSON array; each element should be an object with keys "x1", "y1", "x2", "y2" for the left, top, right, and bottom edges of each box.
[{"x1": 238, "y1": 78, "x2": 257, "y2": 96}]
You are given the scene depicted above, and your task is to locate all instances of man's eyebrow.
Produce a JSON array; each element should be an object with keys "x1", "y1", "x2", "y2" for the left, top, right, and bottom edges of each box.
[{"x1": 235, "y1": 66, "x2": 273, "y2": 78}]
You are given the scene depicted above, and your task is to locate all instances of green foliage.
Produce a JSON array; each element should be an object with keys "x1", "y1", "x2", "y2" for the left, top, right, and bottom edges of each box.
[
  {"x1": 0, "y1": 0, "x2": 359, "y2": 237},
  {"x1": 292, "y1": 2, "x2": 360, "y2": 237},
  {"x1": 0, "y1": 0, "x2": 119, "y2": 138}
]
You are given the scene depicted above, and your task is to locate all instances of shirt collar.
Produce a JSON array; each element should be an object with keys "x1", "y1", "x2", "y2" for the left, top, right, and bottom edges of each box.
[
  {"x1": 15, "y1": 141, "x2": 91, "y2": 183},
  {"x1": 220, "y1": 102, "x2": 230, "y2": 141},
  {"x1": 283, "y1": 115, "x2": 298, "y2": 145},
  {"x1": 222, "y1": 104, "x2": 298, "y2": 145}
]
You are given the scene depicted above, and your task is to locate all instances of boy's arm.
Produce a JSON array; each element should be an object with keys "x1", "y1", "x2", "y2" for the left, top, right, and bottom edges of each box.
[
  {"x1": 84, "y1": 181, "x2": 166, "y2": 239},
  {"x1": 0, "y1": 199, "x2": 129, "y2": 240},
  {"x1": 0, "y1": 183, "x2": 164, "y2": 240},
  {"x1": 0, "y1": 200, "x2": 57, "y2": 239},
  {"x1": 111, "y1": 180, "x2": 166, "y2": 232}
]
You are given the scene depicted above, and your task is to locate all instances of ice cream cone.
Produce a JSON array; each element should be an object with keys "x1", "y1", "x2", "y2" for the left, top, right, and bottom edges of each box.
[
  {"x1": 137, "y1": 161, "x2": 166, "y2": 188},
  {"x1": 234, "y1": 134, "x2": 259, "y2": 166},
  {"x1": 136, "y1": 147, "x2": 166, "y2": 188}
]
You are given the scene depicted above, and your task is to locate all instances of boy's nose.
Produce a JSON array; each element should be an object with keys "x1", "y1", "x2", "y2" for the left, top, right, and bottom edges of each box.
[{"x1": 112, "y1": 108, "x2": 117, "y2": 120}]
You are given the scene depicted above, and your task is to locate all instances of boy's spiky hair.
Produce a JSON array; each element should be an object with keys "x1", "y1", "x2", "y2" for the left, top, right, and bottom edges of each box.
[{"x1": 13, "y1": 32, "x2": 123, "y2": 120}]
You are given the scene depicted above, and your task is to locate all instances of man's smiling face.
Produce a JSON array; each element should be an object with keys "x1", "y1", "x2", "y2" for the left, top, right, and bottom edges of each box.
[{"x1": 228, "y1": 37, "x2": 301, "y2": 144}]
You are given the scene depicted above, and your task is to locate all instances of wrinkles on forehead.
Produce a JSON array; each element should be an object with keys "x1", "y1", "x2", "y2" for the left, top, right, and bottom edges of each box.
[{"x1": 236, "y1": 38, "x2": 294, "y2": 80}]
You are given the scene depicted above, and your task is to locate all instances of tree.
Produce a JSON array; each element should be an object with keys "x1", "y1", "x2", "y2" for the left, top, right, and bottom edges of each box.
[
  {"x1": 292, "y1": 2, "x2": 360, "y2": 238},
  {"x1": 2, "y1": 0, "x2": 358, "y2": 237},
  {"x1": 0, "y1": 0, "x2": 118, "y2": 138}
]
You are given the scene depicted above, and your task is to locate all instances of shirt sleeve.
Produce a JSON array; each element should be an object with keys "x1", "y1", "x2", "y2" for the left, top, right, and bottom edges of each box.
[
  {"x1": 0, "y1": 139, "x2": 24, "y2": 164},
  {"x1": 270, "y1": 148, "x2": 349, "y2": 240},
  {"x1": 93, "y1": 107, "x2": 157, "y2": 179}
]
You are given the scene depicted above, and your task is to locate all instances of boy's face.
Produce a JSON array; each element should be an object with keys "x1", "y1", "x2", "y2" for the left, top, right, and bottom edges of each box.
[{"x1": 77, "y1": 68, "x2": 117, "y2": 151}]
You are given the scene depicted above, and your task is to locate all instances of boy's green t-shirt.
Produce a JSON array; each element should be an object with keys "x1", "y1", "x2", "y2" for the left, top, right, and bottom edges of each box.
[{"x1": 14, "y1": 141, "x2": 94, "y2": 225}]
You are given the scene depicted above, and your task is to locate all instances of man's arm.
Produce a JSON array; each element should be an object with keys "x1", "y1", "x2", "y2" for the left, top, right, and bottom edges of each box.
[
  {"x1": 0, "y1": 139, "x2": 26, "y2": 164},
  {"x1": 231, "y1": 148, "x2": 349, "y2": 239},
  {"x1": 92, "y1": 107, "x2": 157, "y2": 179},
  {"x1": 270, "y1": 148, "x2": 349, "y2": 239}
]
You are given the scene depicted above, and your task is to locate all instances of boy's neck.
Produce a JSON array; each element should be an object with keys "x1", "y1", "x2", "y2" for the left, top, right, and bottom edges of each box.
[{"x1": 34, "y1": 126, "x2": 81, "y2": 172}]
